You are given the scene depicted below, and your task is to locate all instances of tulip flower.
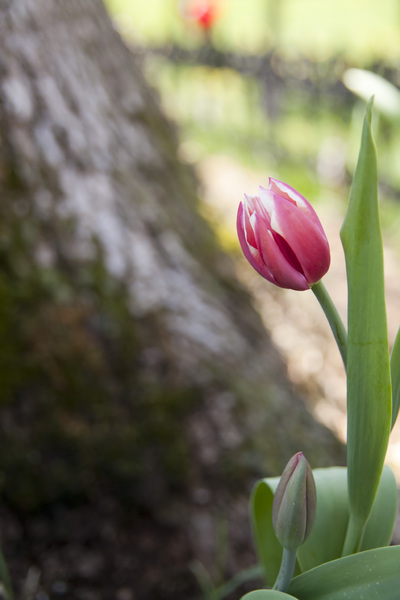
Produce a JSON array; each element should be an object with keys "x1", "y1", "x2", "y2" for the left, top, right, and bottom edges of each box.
[{"x1": 237, "y1": 178, "x2": 330, "y2": 291}]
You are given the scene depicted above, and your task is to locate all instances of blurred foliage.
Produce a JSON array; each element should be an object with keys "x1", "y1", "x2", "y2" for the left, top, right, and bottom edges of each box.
[
  {"x1": 105, "y1": 0, "x2": 400, "y2": 60},
  {"x1": 104, "y1": 0, "x2": 400, "y2": 253}
]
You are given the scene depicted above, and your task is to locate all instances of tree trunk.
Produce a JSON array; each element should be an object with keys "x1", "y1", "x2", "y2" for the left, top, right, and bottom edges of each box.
[{"x1": 0, "y1": 1, "x2": 344, "y2": 598}]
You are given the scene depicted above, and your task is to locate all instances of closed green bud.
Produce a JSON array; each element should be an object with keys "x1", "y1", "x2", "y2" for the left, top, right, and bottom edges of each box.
[{"x1": 272, "y1": 452, "x2": 317, "y2": 551}]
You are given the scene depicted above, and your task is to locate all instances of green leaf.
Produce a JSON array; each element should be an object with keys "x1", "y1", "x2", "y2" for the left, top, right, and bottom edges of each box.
[
  {"x1": 250, "y1": 476, "x2": 282, "y2": 586},
  {"x1": 390, "y1": 326, "x2": 400, "y2": 429},
  {"x1": 251, "y1": 466, "x2": 397, "y2": 584},
  {"x1": 289, "y1": 546, "x2": 400, "y2": 599},
  {"x1": 241, "y1": 591, "x2": 298, "y2": 600},
  {"x1": 296, "y1": 468, "x2": 349, "y2": 572},
  {"x1": 340, "y1": 98, "x2": 391, "y2": 553},
  {"x1": 298, "y1": 466, "x2": 396, "y2": 569},
  {"x1": 360, "y1": 465, "x2": 398, "y2": 551}
]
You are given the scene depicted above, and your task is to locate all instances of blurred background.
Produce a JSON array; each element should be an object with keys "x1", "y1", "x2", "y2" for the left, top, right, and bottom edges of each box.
[
  {"x1": 2, "y1": 1, "x2": 400, "y2": 599},
  {"x1": 104, "y1": 0, "x2": 400, "y2": 468}
]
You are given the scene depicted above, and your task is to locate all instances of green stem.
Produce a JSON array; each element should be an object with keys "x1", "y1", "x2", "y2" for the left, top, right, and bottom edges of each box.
[
  {"x1": 342, "y1": 514, "x2": 365, "y2": 557},
  {"x1": 311, "y1": 280, "x2": 347, "y2": 369},
  {"x1": 272, "y1": 548, "x2": 297, "y2": 593}
]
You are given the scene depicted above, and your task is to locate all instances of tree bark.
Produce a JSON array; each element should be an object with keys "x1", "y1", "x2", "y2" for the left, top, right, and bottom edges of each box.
[{"x1": 0, "y1": 1, "x2": 344, "y2": 598}]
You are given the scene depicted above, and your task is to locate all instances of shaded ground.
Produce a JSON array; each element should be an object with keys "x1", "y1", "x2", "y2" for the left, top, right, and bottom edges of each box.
[{"x1": 1, "y1": 502, "x2": 197, "y2": 600}]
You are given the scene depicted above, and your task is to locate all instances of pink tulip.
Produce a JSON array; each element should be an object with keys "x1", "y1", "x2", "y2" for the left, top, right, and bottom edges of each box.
[{"x1": 237, "y1": 178, "x2": 330, "y2": 291}]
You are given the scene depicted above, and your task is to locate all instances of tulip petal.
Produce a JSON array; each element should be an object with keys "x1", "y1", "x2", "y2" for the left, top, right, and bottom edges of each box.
[
  {"x1": 237, "y1": 201, "x2": 275, "y2": 283},
  {"x1": 254, "y1": 211, "x2": 309, "y2": 291},
  {"x1": 266, "y1": 196, "x2": 330, "y2": 284},
  {"x1": 269, "y1": 178, "x2": 328, "y2": 239},
  {"x1": 269, "y1": 178, "x2": 307, "y2": 208},
  {"x1": 243, "y1": 195, "x2": 258, "y2": 249}
]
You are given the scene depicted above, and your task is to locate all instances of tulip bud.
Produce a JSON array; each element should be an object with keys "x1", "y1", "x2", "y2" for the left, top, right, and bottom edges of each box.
[
  {"x1": 272, "y1": 452, "x2": 317, "y2": 551},
  {"x1": 237, "y1": 178, "x2": 330, "y2": 291}
]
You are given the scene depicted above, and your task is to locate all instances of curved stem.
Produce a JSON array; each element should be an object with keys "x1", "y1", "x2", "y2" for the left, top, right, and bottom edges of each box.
[
  {"x1": 311, "y1": 280, "x2": 347, "y2": 369},
  {"x1": 272, "y1": 548, "x2": 297, "y2": 593}
]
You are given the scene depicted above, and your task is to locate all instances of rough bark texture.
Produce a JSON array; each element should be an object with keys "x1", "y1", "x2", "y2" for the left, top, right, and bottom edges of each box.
[{"x1": 0, "y1": 1, "x2": 344, "y2": 598}]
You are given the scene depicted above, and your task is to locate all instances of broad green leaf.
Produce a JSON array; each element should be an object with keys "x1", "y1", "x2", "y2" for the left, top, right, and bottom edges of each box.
[
  {"x1": 250, "y1": 476, "x2": 282, "y2": 586},
  {"x1": 242, "y1": 591, "x2": 298, "y2": 600},
  {"x1": 360, "y1": 465, "x2": 398, "y2": 551},
  {"x1": 390, "y1": 326, "x2": 400, "y2": 429},
  {"x1": 251, "y1": 466, "x2": 397, "y2": 584},
  {"x1": 340, "y1": 98, "x2": 391, "y2": 552},
  {"x1": 298, "y1": 466, "x2": 396, "y2": 569},
  {"x1": 296, "y1": 468, "x2": 348, "y2": 573},
  {"x1": 289, "y1": 546, "x2": 400, "y2": 599}
]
